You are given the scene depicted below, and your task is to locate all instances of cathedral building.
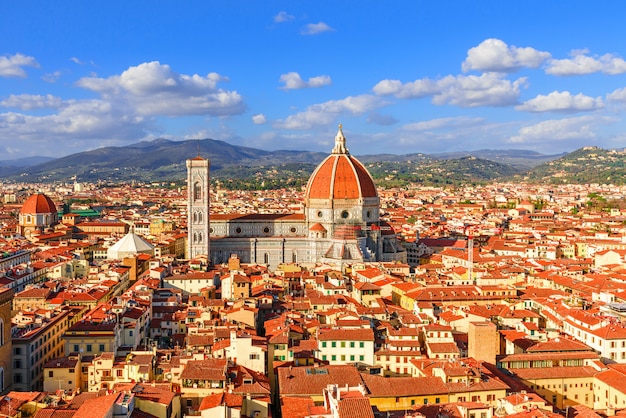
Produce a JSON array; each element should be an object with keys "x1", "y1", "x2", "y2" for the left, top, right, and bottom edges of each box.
[{"x1": 188, "y1": 125, "x2": 406, "y2": 268}]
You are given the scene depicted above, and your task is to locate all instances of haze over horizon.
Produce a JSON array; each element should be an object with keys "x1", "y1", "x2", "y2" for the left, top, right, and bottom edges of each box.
[{"x1": 2, "y1": 1, "x2": 626, "y2": 158}]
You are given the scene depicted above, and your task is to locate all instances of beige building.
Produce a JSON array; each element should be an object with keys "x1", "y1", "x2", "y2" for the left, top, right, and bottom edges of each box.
[
  {"x1": 468, "y1": 321, "x2": 499, "y2": 364},
  {"x1": 13, "y1": 306, "x2": 84, "y2": 391},
  {"x1": 43, "y1": 354, "x2": 82, "y2": 393}
]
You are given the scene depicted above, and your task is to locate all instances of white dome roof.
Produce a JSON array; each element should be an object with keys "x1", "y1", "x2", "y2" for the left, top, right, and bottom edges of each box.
[{"x1": 107, "y1": 230, "x2": 154, "y2": 260}]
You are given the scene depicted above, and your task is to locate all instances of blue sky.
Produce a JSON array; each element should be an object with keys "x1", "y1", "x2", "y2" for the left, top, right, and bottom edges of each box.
[{"x1": 2, "y1": 1, "x2": 626, "y2": 158}]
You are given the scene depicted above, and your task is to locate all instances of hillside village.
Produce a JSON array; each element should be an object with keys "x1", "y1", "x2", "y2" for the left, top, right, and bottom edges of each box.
[{"x1": 2, "y1": 179, "x2": 626, "y2": 418}]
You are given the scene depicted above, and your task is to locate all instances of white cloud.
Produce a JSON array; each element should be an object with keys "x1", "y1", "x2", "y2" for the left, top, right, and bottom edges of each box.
[
  {"x1": 279, "y1": 72, "x2": 332, "y2": 90},
  {"x1": 70, "y1": 57, "x2": 84, "y2": 65},
  {"x1": 546, "y1": 51, "x2": 626, "y2": 75},
  {"x1": 373, "y1": 78, "x2": 438, "y2": 98},
  {"x1": 275, "y1": 94, "x2": 382, "y2": 129},
  {"x1": 42, "y1": 70, "x2": 62, "y2": 83},
  {"x1": 434, "y1": 73, "x2": 526, "y2": 107},
  {"x1": 274, "y1": 11, "x2": 295, "y2": 23},
  {"x1": 516, "y1": 91, "x2": 604, "y2": 112},
  {"x1": 462, "y1": 38, "x2": 551, "y2": 73},
  {"x1": 252, "y1": 113, "x2": 267, "y2": 124},
  {"x1": 375, "y1": 73, "x2": 525, "y2": 107},
  {"x1": 0, "y1": 53, "x2": 39, "y2": 78},
  {"x1": 608, "y1": 87, "x2": 626, "y2": 103},
  {"x1": 0, "y1": 94, "x2": 63, "y2": 110},
  {"x1": 76, "y1": 61, "x2": 245, "y2": 116},
  {"x1": 0, "y1": 61, "x2": 249, "y2": 154},
  {"x1": 301, "y1": 22, "x2": 334, "y2": 35},
  {"x1": 507, "y1": 115, "x2": 609, "y2": 144},
  {"x1": 0, "y1": 99, "x2": 147, "y2": 146}
]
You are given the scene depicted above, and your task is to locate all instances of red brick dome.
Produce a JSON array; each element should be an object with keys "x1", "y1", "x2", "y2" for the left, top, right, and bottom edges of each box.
[
  {"x1": 20, "y1": 193, "x2": 57, "y2": 215},
  {"x1": 305, "y1": 126, "x2": 377, "y2": 200}
]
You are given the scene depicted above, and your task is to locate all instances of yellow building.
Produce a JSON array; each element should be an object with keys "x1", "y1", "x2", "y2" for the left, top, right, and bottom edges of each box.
[
  {"x1": 498, "y1": 351, "x2": 599, "y2": 409},
  {"x1": 593, "y1": 364, "x2": 626, "y2": 413},
  {"x1": 87, "y1": 351, "x2": 155, "y2": 392},
  {"x1": 63, "y1": 318, "x2": 119, "y2": 356},
  {"x1": 43, "y1": 354, "x2": 82, "y2": 393},
  {"x1": 13, "y1": 305, "x2": 84, "y2": 391},
  {"x1": 361, "y1": 374, "x2": 450, "y2": 411}
]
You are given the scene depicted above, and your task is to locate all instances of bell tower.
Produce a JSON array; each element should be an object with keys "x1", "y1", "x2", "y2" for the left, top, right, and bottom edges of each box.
[{"x1": 186, "y1": 156, "x2": 210, "y2": 260}]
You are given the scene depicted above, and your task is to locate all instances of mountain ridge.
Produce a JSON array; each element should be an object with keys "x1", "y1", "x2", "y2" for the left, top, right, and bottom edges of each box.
[{"x1": 1, "y1": 138, "x2": 616, "y2": 186}]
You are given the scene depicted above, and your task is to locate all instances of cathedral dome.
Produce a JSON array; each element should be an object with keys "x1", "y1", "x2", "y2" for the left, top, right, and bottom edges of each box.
[
  {"x1": 20, "y1": 193, "x2": 57, "y2": 215},
  {"x1": 305, "y1": 126, "x2": 377, "y2": 200}
]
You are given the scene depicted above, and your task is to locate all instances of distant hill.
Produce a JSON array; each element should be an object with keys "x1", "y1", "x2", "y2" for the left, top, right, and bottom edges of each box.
[
  {"x1": 430, "y1": 149, "x2": 567, "y2": 170},
  {"x1": 520, "y1": 146, "x2": 626, "y2": 184},
  {"x1": 3, "y1": 138, "x2": 607, "y2": 187},
  {"x1": 0, "y1": 156, "x2": 55, "y2": 178},
  {"x1": 10, "y1": 138, "x2": 327, "y2": 183},
  {"x1": 365, "y1": 156, "x2": 521, "y2": 187}
]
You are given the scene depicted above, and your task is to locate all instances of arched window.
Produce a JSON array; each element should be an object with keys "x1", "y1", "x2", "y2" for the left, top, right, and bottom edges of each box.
[
  {"x1": 198, "y1": 233, "x2": 203, "y2": 243},
  {"x1": 193, "y1": 232, "x2": 198, "y2": 243},
  {"x1": 193, "y1": 182, "x2": 202, "y2": 201},
  {"x1": 264, "y1": 253, "x2": 269, "y2": 265},
  {"x1": 198, "y1": 212, "x2": 203, "y2": 223},
  {"x1": 193, "y1": 212, "x2": 198, "y2": 223},
  {"x1": 292, "y1": 252, "x2": 297, "y2": 263}
]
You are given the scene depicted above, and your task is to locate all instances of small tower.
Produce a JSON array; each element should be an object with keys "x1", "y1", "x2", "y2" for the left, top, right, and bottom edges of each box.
[{"x1": 187, "y1": 156, "x2": 210, "y2": 260}]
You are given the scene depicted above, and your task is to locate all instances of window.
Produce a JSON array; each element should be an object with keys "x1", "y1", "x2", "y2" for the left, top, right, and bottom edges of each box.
[
  {"x1": 341, "y1": 342, "x2": 346, "y2": 348},
  {"x1": 117, "y1": 370, "x2": 123, "y2": 377},
  {"x1": 350, "y1": 355, "x2": 355, "y2": 361},
  {"x1": 322, "y1": 342, "x2": 327, "y2": 348},
  {"x1": 48, "y1": 371, "x2": 54, "y2": 378},
  {"x1": 73, "y1": 344, "x2": 80, "y2": 352},
  {"x1": 86, "y1": 344, "x2": 92, "y2": 352},
  {"x1": 350, "y1": 342, "x2": 355, "y2": 348},
  {"x1": 193, "y1": 182, "x2": 202, "y2": 202},
  {"x1": 360, "y1": 355, "x2": 364, "y2": 361},
  {"x1": 331, "y1": 342, "x2": 336, "y2": 348},
  {"x1": 359, "y1": 342, "x2": 365, "y2": 348},
  {"x1": 13, "y1": 360, "x2": 21, "y2": 368},
  {"x1": 341, "y1": 355, "x2": 346, "y2": 361},
  {"x1": 13, "y1": 347, "x2": 21, "y2": 355},
  {"x1": 331, "y1": 355, "x2": 336, "y2": 361}
]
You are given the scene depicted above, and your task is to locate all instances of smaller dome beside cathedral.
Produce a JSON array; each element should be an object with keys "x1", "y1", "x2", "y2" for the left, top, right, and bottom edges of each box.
[
  {"x1": 18, "y1": 193, "x2": 60, "y2": 237},
  {"x1": 20, "y1": 193, "x2": 57, "y2": 215}
]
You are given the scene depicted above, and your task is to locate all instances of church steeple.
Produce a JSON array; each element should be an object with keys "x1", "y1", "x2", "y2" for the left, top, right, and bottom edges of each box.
[{"x1": 331, "y1": 124, "x2": 349, "y2": 155}]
